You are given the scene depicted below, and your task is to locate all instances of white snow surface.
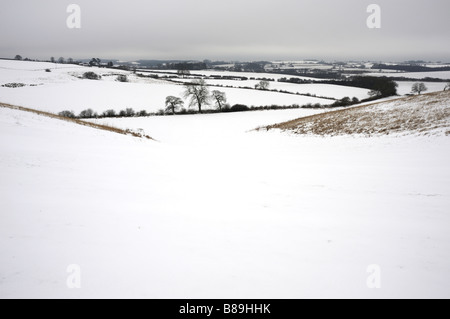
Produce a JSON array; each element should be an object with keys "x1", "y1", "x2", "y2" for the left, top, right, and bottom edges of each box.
[
  {"x1": 396, "y1": 81, "x2": 448, "y2": 95},
  {"x1": 145, "y1": 69, "x2": 326, "y2": 81},
  {"x1": 0, "y1": 60, "x2": 333, "y2": 114},
  {"x1": 174, "y1": 78, "x2": 371, "y2": 100},
  {"x1": 1, "y1": 104, "x2": 450, "y2": 299},
  {"x1": 365, "y1": 71, "x2": 450, "y2": 80}
]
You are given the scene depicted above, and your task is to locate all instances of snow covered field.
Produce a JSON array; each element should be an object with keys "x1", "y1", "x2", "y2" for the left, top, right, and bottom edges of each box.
[
  {"x1": 91, "y1": 108, "x2": 334, "y2": 144},
  {"x1": 1, "y1": 60, "x2": 450, "y2": 299},
  {"x1": 174, "y1": 78, "x2": 371, "y2": 100},
  {"x1": 145, "y1": 69, "x2": 325, "y2": 82},
  {"x1": 396, "y1": 81, "x2": 448, "y2": 95},
  {"x1": 365, "y1": 71, "x2": 450, "y2": 80},
  {"x1": 0, "y1": 61, "x2": 333, "y2": 114},
  {"x1": 1, "y1": 97, "x2": 450, "y2": 298}
]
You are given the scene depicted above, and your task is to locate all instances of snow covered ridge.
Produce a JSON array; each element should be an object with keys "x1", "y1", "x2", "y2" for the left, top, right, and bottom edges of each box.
[
  {"x1": 0, "y1": 103, "x2": 154, "y2": 140},
  {"x1": 262, "y1": 91, "x2": 450, "y2": 137}
]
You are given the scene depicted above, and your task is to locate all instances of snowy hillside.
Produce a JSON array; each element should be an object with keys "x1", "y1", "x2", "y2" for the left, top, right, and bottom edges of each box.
[
  {"x1": 264, "y1": 91, "x2": 450, "y2": 137},
  {"x1": 1, "y1": 98, "x2": 450, "y2": 298}
]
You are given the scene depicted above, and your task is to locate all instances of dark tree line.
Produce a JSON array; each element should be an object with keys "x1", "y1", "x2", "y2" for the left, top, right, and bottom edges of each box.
[
  {"x1": 58, "y1": 108, "x2": 149, "y2": 119},
  {"x1": 372, "y1": 63, "x2": 450, "y2": 73},
  {"x1": 322, "y1": 76, "x2": 398, "y2": 98}
]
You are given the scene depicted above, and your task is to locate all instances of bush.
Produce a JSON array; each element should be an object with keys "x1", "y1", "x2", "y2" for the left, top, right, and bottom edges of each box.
[
  {"x1": 116, "y1": 74, "x2": 128, "y2": 82},
  {"x1": 340, "y1": 97, "x2": 352, "y2": 106},
  {"x1": 102, "y1": 109, "x2": 116, "y2": 118},
  {"x1": 118, "y1": 108, "x2": 136, "y2": 117},
  {"x1": 125, "y1": 108, "x2": 135, "y2": 117},
  {"x1": 79, "y1": 109, "x2": 97, "y2": 118},
  {"x1": 45, "y1": 69, "x2": 51, "y2": 73},
  {"x1": 229, "y1": 104, "x2": 250, "y2": 112},
  {"x1": 83, "y1": 72, "x2": 101, "y2": 80},
  {"x1": 1, "y1": 83, "x2": 26, "y2": 88},
  {"x1": 58, "y1": 110, "x2": 76, "y2": 118},
  {"x1": 137, "y1": 110, "x2": 148, "y2": 117}
]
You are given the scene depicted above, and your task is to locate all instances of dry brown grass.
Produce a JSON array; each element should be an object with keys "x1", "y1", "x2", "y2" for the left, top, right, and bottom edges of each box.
[
  {"x1": 0, "y1": 102, "x2": 154, "y2": 140},
  {"x1": 259, "y1": 91, "x2": 450, "y2": 137}
]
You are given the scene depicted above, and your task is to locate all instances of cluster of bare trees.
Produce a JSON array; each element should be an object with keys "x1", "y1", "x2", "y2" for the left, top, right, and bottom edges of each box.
[
  {"x1": 49, "y1": 57, "x2": 74, "y2": 64},
  {"x1": 165, "y1": 79, "x2": 229, "y2": 114}
]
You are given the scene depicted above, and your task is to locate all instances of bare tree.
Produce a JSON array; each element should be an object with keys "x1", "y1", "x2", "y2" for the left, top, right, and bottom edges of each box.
[
  {"x1": 89, "y1": 58, "x2": 101, "y2": 67},
  {"x1": 165, "y1": 96, "x2": 184, "y2": 114},
  {"x1": 79, "y1": 109, "x2": 97, "y2": 118},
  {"x1": 212, "y1": 90, "x2": 227, "y2": 110},
  {"x1": 177, "y1": 69, "x2": 191, "y2": 78},
  {"x1": 255, "y1": 80, "x2": 270, "y2": 90},
  {"x1": 125, "y1": 108, "x2": 135, "y2": 117},
  {"x1": 14, "y1": 55, "x2": 22, "y2": 60},
  {"x1": 58, "y1": 57, "x2": 65, "y2": 64},
  {"x1": 183, "y1": 79, "x2": 210, "y2": 113},
  {"x1": 102, "y1": 109, "x2": 116, "y2": 118},
  {"x1": 411, "y1": 82, "x2": 428, "y2": 95}
]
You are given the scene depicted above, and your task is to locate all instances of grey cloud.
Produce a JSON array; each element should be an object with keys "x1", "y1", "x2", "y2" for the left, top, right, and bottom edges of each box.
[{"x1": 0, "y1": 0, "x2": 449, "y2": 61}]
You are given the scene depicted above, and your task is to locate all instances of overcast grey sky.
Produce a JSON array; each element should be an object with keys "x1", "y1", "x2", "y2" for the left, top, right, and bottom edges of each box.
[{"x1": 0, "y1": 0, "x2": 449, "y2": 61}]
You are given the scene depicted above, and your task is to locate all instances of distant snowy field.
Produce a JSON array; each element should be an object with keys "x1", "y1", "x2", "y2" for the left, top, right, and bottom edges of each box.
[
  {"x1": 174, "y1": 78, "x2": 371, "y2": 100},
  {"x1": 146, "y1": 69, "x2": 326, "y2": 82},
  {"x1": 1, "y1": 100, "x2": 450, "y2": 298},
  {"x1": 0, "y1": 61, "x2": 335, "y2": 114},
  {"x1": 396, "y1": 81, "x2": 448, "y2": 95},
  {"x1": 365, "y1": 71, "x2": 450, "y2": 80}
]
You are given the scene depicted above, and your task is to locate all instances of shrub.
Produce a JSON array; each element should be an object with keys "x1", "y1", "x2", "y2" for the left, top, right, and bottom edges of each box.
[
  {"x1": 340, "y1": 97, "x2": 352, "y2": 106},
  {"x1": 1, "y1": 83, "x2": 26, "y2": 88},
  {"x1": 58, "y1": 110, "x2": 76, "y2": 118},
  {"x1": 102, "y1": 109, "x2": 116, "y2": 118},
  {"x1": 45, "y1": 69, "x2": 51, "y2": 73},
  {"x1": 116, "y1": 74, "x2": 128, "y2": 82},
  {"x1": 83, "y1": 72, "x2": 101, "y2": 80},
  {"x1": 125, "y1": 108, "x2": 135, "y2": 117},
  {"x1": 118, "y1": 108, "x2": 136, "y2": 117},
  {"x1": 137, "y1": 110, "x2": 148, "y2": 117},
  {"x1": 229, "y1": 104, "x2": 250, "y2": 112},
  {"x1": 79, "y1": 109, "x2": 97, "y2": 118}
]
